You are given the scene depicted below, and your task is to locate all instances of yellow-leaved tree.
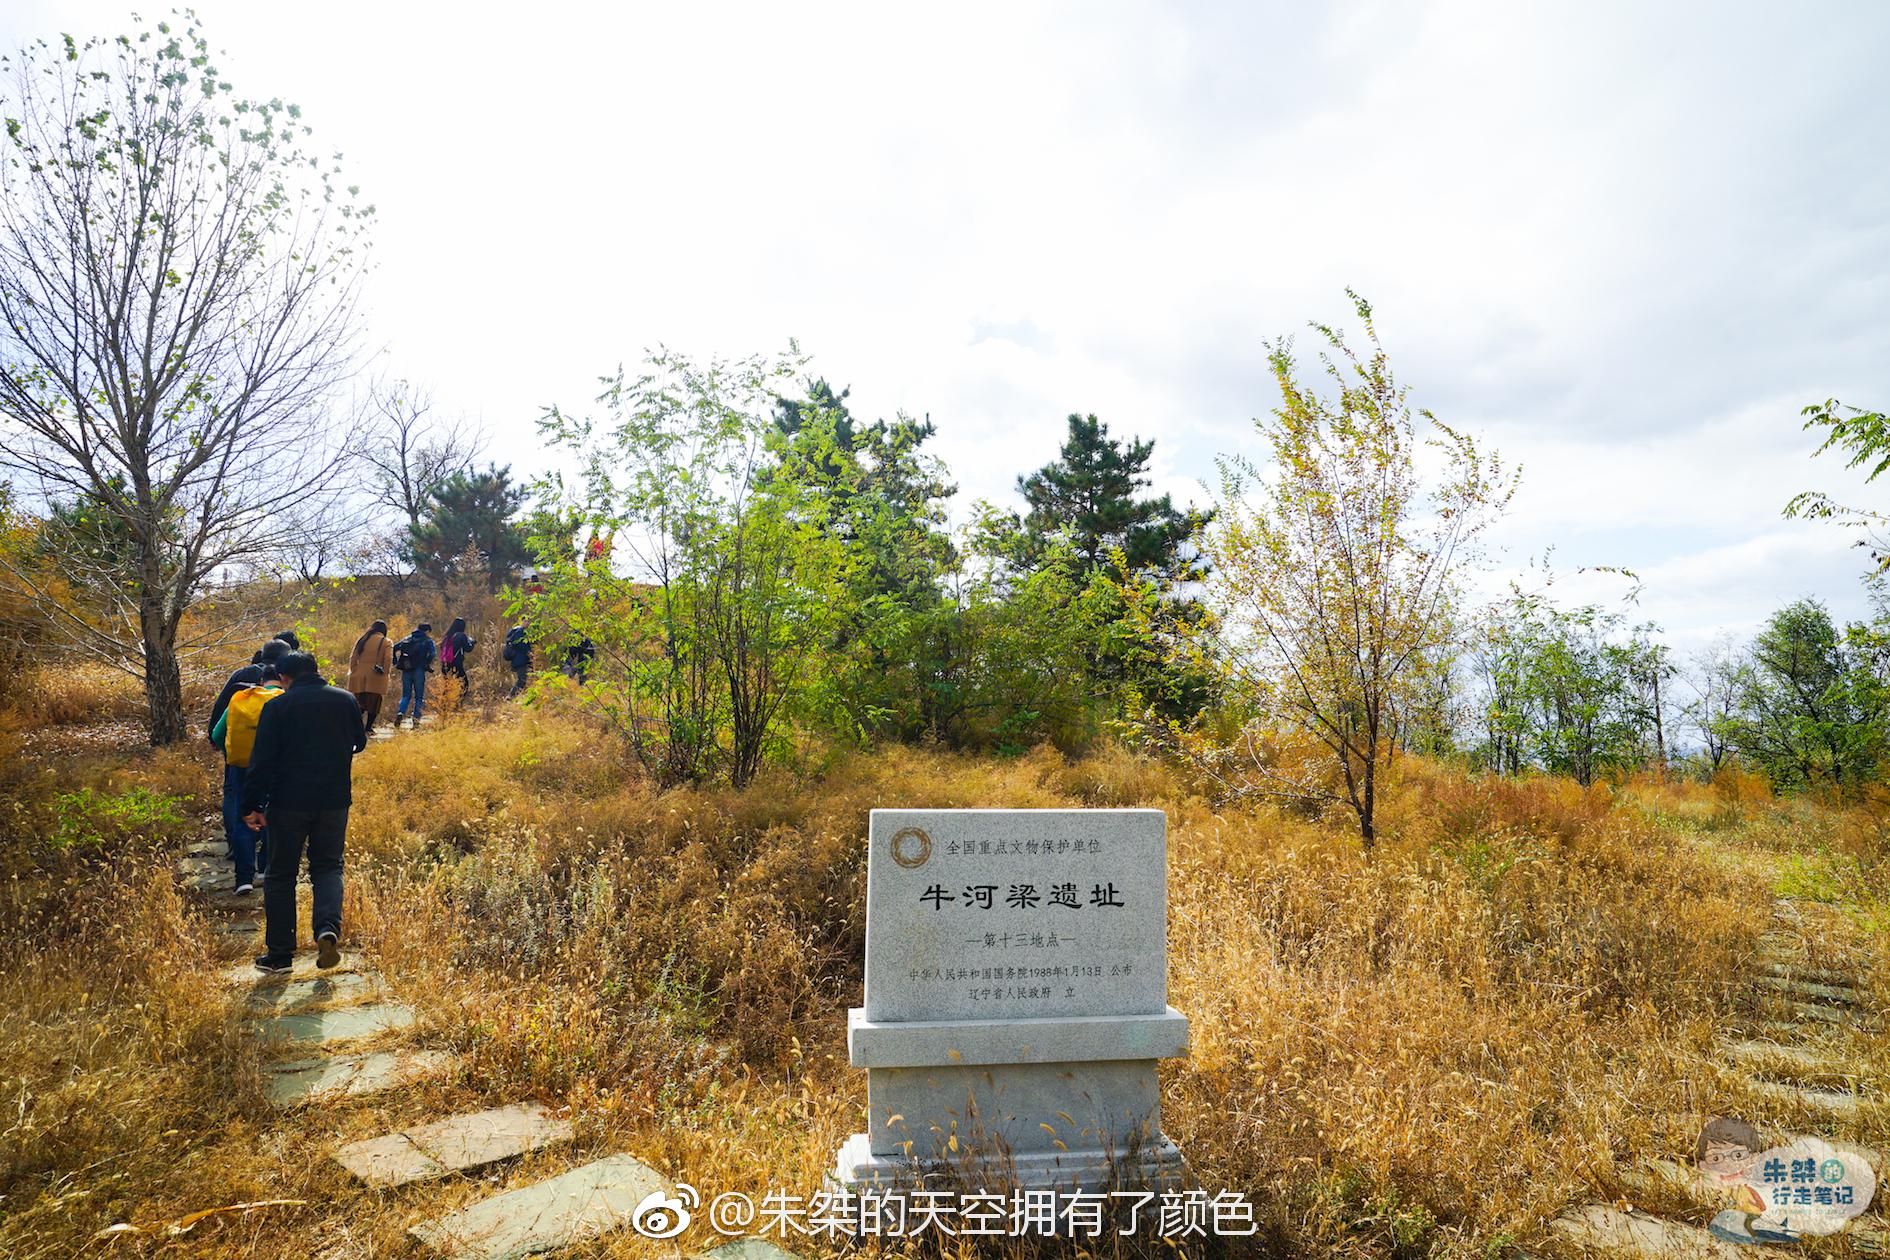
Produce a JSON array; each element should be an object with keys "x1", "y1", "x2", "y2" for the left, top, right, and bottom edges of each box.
[{"x1": 1203, "y1": 293, "x2": 1515, "y2": 849}]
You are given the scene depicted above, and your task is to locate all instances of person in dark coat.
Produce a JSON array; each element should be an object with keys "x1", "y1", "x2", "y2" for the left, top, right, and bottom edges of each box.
[
  {"x1": 439, "y1": 617, "x2": 476, "y2": 682},
  {"x1": 392, "y1": 623, "x2": 436, "y2": 727},
  {"x1": 241, "y1": 652, "x2": 366, "y2": 972},
  {"x1": 502, "y1": 625, "x2": 531, "y2": 697},
  {"x1": 562, "y1": 636, "x2": 596, "y2": 684}
]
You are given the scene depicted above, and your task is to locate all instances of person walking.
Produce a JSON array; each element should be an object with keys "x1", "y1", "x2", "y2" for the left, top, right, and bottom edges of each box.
[
  {"x1": 562, "y1": 636, "x2": 596, "y2": 684},
  {"x1": 392, "y1": 623, "x2": 436, "y2": 728},
  {"x1": 346, "y1": 619, "x2": 394, "y2": 734},
  {"x1": 242, "y1": 652, "x2": 367, "y2": 973},
  {"x1": 208, "y1": 638, "x2": 288, "y2": 739},
  {"x1": 502, "y1": 624, "x2": 531, "y2": 697},
  {"x1": 209, "y1": 661, "x2": 284, "y2": 893},
  {"x1": 437, "y1": 617, "x2": 476, "y2": 712}
]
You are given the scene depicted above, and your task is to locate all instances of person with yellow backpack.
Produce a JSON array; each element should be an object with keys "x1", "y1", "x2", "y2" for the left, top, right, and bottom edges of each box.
[{"x1": 211, "y1": 661, "x2": 285, "y2": 893}]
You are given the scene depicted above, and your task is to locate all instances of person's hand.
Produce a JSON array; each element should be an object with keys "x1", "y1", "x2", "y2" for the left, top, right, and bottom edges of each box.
[{"x1": 243, "y1": 810, "x2": 265, "y2": 831}]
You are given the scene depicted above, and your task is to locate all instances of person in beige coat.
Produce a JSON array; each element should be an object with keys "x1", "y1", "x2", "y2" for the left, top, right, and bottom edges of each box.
[{"x1": 345, "y1": 619, "x2": 394, "y2": 733}]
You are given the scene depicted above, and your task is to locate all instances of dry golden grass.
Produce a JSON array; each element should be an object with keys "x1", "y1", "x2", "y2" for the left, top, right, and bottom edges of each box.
[{"x1": 1, "y1": 698, "x2": 1884, "y2": 1259}]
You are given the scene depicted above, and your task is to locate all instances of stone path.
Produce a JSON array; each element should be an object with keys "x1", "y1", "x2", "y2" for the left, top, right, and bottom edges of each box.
[
  {"x1": 175, "y1": 834, "x2": 805, "y2": 1259},
  {"x1": 1551, "y1": 890, "x2": 1884, "y2": 1256}
]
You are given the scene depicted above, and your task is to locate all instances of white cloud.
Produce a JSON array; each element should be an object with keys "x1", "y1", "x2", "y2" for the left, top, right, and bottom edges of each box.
[{"x1": 4, "y1": 0, "x2": 1887, "y2": 644}]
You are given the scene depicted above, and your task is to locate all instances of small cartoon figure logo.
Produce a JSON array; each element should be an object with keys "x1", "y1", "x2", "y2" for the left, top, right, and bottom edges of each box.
[{"x1": 1697, "y1": 1116, "x2": 1876, "y2": 1245}]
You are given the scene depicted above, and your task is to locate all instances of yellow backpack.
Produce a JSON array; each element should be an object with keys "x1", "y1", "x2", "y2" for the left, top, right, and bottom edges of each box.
[{"x1": 224, "y1": 685, "x2": 283, "y2": 768}]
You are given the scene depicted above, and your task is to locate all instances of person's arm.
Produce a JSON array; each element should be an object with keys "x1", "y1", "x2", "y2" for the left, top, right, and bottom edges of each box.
[
  {"x1": 241, "y1": 700, "x2": 283, "y2": 820},
  {"x1": 377, "y1": 637, "x2": 392, "y2": 675},
  {"x1": 210, "y1": 706, "x2": 228, "y2": 751}
]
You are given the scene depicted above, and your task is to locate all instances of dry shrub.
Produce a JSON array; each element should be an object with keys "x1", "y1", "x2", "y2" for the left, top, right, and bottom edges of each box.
[{"x1": 0, "y1": 661, "x2": 143, "y2": 727}]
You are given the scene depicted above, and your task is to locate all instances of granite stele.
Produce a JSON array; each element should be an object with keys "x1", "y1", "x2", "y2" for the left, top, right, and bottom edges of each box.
[{"x1": 832, "y1": 808, "x2": 1189, "y2": 1193}]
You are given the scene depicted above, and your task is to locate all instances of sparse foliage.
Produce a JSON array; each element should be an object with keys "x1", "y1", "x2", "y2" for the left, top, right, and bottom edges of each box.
[
  {"x1": 0, "y1": 13, "x2": 370, "y2": 742},
  {"x1": 1201, "y1": 293, "x2": 1514, "y2": 847}
]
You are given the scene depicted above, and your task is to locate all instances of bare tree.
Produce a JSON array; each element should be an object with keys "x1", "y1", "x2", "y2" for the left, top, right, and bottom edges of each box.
[
  {"x1": 357, "y1": 378, "x2": 485, "y2": 534},
  {"x1": 0, "y1": 15, "x2": 370, "y2": 743},
  {"x1": 1682, "y1": 633, "x2": 1746, "y2": 774}
]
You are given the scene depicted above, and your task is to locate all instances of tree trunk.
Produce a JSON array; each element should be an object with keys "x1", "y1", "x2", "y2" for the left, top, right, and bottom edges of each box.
[{"x1": 141, "y1": 601, "x2": 186, "y2": 746}]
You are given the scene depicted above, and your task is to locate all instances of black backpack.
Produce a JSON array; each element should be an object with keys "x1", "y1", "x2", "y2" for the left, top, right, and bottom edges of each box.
[{"x1": 393, "y1": 636, "x2": 420, "y2": 672}]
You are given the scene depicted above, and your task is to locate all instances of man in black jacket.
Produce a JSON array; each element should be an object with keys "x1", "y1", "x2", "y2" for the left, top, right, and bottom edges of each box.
[{"x1": 241, "y1": 652, "x2": 367, "y2": 973}]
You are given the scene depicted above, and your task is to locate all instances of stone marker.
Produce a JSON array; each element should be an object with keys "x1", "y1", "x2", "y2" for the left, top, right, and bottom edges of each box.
[
  {"x1": 408, "y1": 1152, "x2": 666, "y2": 1260},
  {"x1": 832, "y1": 808, "x2": 1188, "y2": 1194},
  {"x1": 253, "y1": 1001, "x2": 416, "y2": 1046},
  {"x1": 266, "y1": 1049, "x2": 455, "y2": 1108},
  {"x1": 334, "y1": 1103, "x2": 575, "y2": 1188}
]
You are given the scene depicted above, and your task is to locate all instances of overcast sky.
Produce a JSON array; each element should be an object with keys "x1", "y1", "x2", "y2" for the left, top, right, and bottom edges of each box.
[{"x1": 7, "y1": 1, "x2": 1888, "y2": 651}]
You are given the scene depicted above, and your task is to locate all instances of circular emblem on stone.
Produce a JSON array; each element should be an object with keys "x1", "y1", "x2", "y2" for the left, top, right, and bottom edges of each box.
[{"x1": 889, "y1": 826, "x2": 932, "y2": 869}]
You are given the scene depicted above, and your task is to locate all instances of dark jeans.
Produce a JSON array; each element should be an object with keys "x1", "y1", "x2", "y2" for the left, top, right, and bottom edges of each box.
[
  {"x1": 263, "y1": 807, "x2": 347, "y2": 958},
  {"x1": 510, "y1": 663, "x2": 529, "y2": 696},
  {"x1": 396, "y1": 669, "x2": 425, "y2": 720},
  {"x1": 221, "y1": 764, "x2": 264, "y2": 885}
]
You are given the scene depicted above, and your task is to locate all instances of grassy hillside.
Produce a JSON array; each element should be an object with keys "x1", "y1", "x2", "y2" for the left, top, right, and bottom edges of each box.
[{"x1": 2, "y1": 684, "x2": 1883, "y2": 1258}]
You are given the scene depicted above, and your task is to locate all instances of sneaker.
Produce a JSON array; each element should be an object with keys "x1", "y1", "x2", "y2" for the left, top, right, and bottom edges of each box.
[
  {"x1": 254, "y1": 955, "x2": 293, "y2": 974},
  {"x1": 233, "y1": 882, "x2": 254, "y2": 895},
  {"x1": 316, "y1": 932, "x2": 341, "y2": 970}
]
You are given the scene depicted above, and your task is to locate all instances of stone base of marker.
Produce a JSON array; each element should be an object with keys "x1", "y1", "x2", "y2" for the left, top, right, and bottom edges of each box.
[{"x1": 832, "y1": 1006, "x2": 1189, "y2": 1194}]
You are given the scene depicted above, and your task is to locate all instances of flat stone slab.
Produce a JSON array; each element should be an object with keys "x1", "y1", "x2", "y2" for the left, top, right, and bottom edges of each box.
[
  {"x1": 1721, "y1": 1038, "x2": 1862, "y2": 1080},
  {"x1": 245, "y1": 972, "x2": 381, "y2": 1015},
  {"x1": 267, "y1": 1049, "x2": 456, "y2": 1108},
  {"x1": 696, "y1": 1241, "x2": 803, "y2": 1260},
  {"x1": 222, "y1": 955, "x2": 365, "y2": 985},
  {"x1": 253, "y1": 1002, "x2": 416, "y2": 1045},
  {"x1": 408, "y1": 1152, "x2": 667, "y2": 1259},
  {"x1": 334, "y1": 1104, "x2": 575, "y2": 1188},
  {"x1": 1551, "y1": 1204, "x2": 1746, "y2": 1258},
  {"x1": 185, "y1": 840, "x2": 225, "y2": 857},
  {"x1": 1760, "y1": 959, "x2": 1859, "y2": 988},
  {"x1": 1754, "y1": 973, "x2": 1862, "y2": 1005},
  {"x1": 1749, "y1": 1078, "x2": 1875, "y2": 1122},
  {"x1": 1759, "y1": 996, "x2": 1848, "y2": 1025}
]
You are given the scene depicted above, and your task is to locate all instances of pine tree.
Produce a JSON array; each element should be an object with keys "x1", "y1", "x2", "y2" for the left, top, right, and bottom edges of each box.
[
  {"x1": 1017, "y1": 414, "x2": 1209, "y2": 581},
  {"x1": 407, "y1": 465, "x2": 531, "y2": 591}
]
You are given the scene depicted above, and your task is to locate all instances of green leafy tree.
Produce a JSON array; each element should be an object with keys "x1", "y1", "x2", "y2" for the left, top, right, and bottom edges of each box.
[
  {"x1": 523, "y1": 348, "x2": 843, "y2": 788},
  {"x1": 980, "y1": 413, "x2": 1215, "y2": 728},
  {"x1": 768, "y1": 378, "x2": 959, "y2": 741},
  {"x1": 0, "y1": 14, "x2": 370, "y2": 742},
  {"x1": 408, "y1": 465, "x2": 530, "y2": 591},
  {"x1": 1723, "y1": 599, "x2": 1887, "y2": 795},
  {"x1": 1786, "y1": 398, "x2": 1890, "y2": 573}
]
